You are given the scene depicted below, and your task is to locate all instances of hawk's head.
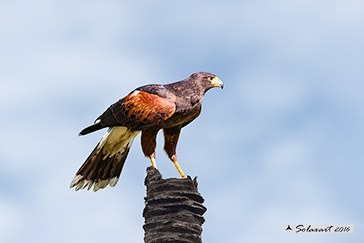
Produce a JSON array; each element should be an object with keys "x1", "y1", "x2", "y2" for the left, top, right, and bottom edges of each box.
[{"x1": 191, "y1": 71, "x2": 224, "y2": 93}]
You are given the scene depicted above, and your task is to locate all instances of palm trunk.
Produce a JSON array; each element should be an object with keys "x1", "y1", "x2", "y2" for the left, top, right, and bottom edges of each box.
[{"x1": 143, "y1": 167, "x2": 207, "y2": 243}]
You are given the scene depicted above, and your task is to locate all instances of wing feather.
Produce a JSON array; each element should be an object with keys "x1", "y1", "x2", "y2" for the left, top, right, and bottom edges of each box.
[
  {"x1": 79, "y1": 86, "x2": 176, "y2": 135},
  {"x1": 99, "y1": 90, "x2": 176, "y2": 131}
]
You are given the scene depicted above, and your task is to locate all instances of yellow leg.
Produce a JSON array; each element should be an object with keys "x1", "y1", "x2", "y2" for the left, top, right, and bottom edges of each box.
[
  {"x1": 173, "y1": 160, "x2": 186, "y2": 178},
  {"x1": 150, "y1": 157, "x2": 157, "y2": 169}
]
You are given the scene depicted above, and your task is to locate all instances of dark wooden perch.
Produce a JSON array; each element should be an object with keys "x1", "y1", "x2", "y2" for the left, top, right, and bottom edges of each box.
[{"x1": 143, "y1": 166, "x2": 207, "y2": 243}]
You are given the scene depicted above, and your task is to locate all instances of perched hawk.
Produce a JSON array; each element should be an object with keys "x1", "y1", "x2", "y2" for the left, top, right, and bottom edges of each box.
[{"x1": 70, "y1": 72, "x2": 223, "y2": 191}]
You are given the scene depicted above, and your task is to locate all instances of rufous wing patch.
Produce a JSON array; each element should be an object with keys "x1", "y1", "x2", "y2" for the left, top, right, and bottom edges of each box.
[{"x1": 118, "y1": 91, "x2": 176, "y2": 125}]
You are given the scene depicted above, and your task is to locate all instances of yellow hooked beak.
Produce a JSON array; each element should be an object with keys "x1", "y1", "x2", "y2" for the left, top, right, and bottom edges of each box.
[{"x1": 211, "y1": 76, "x2": 224, "y2": 89}]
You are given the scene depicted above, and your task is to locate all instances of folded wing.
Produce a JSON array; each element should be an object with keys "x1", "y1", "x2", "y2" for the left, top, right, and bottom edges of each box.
[{"x1": 79, "y1": 88, "x2": 176, "y2": 135}]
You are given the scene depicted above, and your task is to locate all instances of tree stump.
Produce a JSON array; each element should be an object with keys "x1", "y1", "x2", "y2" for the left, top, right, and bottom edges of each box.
[{"x1": 143, "y1": 166, "x2": 207, "y2": 243}]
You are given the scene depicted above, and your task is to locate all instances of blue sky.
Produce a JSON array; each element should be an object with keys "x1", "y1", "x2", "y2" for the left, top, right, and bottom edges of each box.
[{"x1": 1, "y1": 1, "x2": 363, "y2": 242}]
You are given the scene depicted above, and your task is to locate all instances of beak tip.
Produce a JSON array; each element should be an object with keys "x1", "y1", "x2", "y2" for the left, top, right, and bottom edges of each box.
[{"x1": 211, "y1": 76, "x2": 223, "y2": 89}]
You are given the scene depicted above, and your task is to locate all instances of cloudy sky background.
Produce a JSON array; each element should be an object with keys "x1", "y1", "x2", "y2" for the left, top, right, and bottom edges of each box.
[{"x1": 1, "y1": 0, "x2": 363, "y2": 242}]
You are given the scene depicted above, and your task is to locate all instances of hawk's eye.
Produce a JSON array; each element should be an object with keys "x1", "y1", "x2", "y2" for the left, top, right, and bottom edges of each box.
[{"x1": 208, "y1": 76, "x2": 214, "y2": 81}]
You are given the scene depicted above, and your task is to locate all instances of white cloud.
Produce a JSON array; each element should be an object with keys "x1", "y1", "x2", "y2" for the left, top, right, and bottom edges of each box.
[{"x1": 0, "y1": 199, "x2": 24, "y2": 242}]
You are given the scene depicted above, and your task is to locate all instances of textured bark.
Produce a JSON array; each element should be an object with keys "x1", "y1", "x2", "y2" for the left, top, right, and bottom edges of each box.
[{"x1": 143, "y1": 167, "x2": 207, "y2": 243}]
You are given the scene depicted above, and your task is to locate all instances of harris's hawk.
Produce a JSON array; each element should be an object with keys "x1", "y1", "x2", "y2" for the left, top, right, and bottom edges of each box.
[{"x1": 70, "y1": 72, "x2": 223, "y2": 191}]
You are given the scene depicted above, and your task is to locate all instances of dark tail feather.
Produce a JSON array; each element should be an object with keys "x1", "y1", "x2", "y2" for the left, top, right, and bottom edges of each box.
[
  {"x1": 70, "y1": 140, "x2": 132, "y2": 192},
  {"x1": 79, "y1": 123, "x2": 104, "y2": 136}
]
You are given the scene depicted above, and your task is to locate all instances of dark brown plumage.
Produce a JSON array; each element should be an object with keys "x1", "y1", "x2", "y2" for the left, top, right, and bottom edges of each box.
[{"x1": 70, "y1": 71, "x2": 223, "y2": 191}]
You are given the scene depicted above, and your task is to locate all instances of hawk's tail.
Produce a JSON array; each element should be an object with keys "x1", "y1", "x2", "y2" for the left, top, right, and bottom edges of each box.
[{"x1": 70, "y1": 126, "x2": 140, "y2": 192}]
